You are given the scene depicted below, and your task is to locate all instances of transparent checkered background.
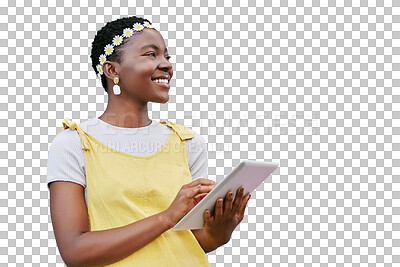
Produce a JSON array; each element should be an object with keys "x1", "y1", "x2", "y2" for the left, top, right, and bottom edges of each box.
[{"x1": 0, "y1": 0, "x2": 399, "y2": 266}]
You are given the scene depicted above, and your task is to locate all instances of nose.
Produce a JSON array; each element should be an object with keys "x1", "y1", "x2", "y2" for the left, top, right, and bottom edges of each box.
[{"x1": 158, "y1": 57, "x2": 172, "y2": 72}]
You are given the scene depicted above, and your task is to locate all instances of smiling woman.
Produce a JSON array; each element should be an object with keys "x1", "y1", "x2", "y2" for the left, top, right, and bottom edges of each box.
[
  {"x1": 46, "y1": 15, "x2": 250, "y2": 267},
  {"x1": 90, "y1": 17, "x2": 173, "y2": 114}
]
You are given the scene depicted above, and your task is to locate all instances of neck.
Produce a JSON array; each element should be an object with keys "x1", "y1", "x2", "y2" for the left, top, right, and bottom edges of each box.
[{"x1": 98, "y1": 97, "x2": 152, "y2": 128}]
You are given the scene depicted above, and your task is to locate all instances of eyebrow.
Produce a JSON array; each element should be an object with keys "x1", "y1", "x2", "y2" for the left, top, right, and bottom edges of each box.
[{"x1": 140, "y1": 44, "x2": 168, "y2": 53}]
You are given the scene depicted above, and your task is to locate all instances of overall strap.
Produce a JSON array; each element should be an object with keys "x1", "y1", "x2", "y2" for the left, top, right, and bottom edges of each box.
[
  {"x1": 160, "y1": 121, "x2": 194, "y2": 141},
  {"x1": 56, "y1": 117, "x2": 90, "y2": 151}
]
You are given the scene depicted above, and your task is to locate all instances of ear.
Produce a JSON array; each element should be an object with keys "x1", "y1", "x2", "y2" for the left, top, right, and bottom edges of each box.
[{"x1": 102, "y1": 61, "x2": 119, "y2": 81}]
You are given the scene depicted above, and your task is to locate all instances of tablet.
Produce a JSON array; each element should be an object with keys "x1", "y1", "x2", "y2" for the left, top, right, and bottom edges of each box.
[{"x1": 173, "y1": 160, "x2": 279, "y2": 230}]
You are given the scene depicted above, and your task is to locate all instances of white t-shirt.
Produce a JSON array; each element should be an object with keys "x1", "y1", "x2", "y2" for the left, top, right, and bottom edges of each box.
[{"x1": 46, "y1": 118, "x2": 208, "y2": 203}]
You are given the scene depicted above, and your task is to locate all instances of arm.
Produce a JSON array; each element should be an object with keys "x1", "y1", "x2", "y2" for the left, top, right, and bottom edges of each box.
[
  {"x1": 186, "y1": 131, "x2": 250, "y2": 253},
  {"x1": 187, "y1": 132, "x2": 218, "y2": 251},
  {"x1": 191, "y1": 229, "x2": 224, "y2": 253},
  {"x1": 49, "y1": 179, "x2": 215, "y2": 267},
  {"x1": 50, "y1": 181, "x2": 171, "y2": 267},
  {"x1": 191, "y1": 187, "x2": 251, "y2": 253}
]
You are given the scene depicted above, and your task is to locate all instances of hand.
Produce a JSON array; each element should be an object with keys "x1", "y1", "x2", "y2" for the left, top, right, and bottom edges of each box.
[
  {"x1": 163, "y1": 178, "x2": 216, "y2": 228},
  {"x1": 203, "y1": 186, "x2": 251, "y2": 246}
]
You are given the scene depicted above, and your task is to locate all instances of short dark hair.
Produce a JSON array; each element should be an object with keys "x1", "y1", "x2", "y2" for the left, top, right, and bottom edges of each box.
[{"x1": 90, "y1": 16, "x2": 153, "y2": 92}]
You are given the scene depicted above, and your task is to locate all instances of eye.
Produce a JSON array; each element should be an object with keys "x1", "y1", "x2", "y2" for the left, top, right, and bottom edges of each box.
[{"x1": 146, "y1": 52, "x2": 171, "y2": 61}]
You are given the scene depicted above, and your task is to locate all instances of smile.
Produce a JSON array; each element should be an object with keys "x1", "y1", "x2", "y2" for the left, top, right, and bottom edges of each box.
[
  {"x1": 152, "y1": 79, "x2": 169, "y2": 84},
  {"x1": 152, "y1": 79, "x2": 170, "y2": 89},
  {"x1": 153, "y1": 79, "x2": 170, "y2": 89}
]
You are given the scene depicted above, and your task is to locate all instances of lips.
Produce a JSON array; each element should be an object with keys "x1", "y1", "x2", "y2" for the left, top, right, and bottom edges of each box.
[
  {"x1": 151, "y1": 74, "x2": 170, "y2": 89},
  {"x1": 151, "y1": 74, "x2": 170, "y2": 82},
  {"x1": 152, "y1": 79, "x2": 169, "y2": 84},
  {"x1": 152, "y1": 79, "x2": 170, "y2": 89}
]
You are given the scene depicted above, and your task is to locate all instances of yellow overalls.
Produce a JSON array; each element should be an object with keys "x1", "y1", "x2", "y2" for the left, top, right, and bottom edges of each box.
[{"x1": 56, "y1": 118, "x2": 210, "y2": 266}]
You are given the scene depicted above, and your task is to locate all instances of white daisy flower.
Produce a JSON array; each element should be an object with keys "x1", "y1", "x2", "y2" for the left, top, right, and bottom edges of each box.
[
  {"x1": 123, "y1": 28, "x2": 133, "y2": 38},
  {"x1": 143, "y1": 21, "x2": 153, "y2": 28},
  {"x1": 113, "y1": 35, "x2": 123, "y2": 46},
  {"x1": 133, "y1": 23, "x2": 144, "y2": 31},
  {"x1": 96, "y1": 64, "x2": 103, "y2": 75},
  {"x1": 97, "y1": 73, "x2": 102, "y2": 81},
  {"x1": 99, "y1": 54, "x2": 106, "y2": 65},
  {"x1": 104, "y1": 44, "x2": 114, "y2": 55}
]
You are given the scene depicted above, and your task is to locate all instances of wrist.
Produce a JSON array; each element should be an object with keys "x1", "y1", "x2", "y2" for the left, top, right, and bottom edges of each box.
[
  {"x1": 158, "y1": 210, "x2": 174, "y2": 230},
  {"x1": 205, "y1": 229, "x2": 231, "y2": 247}
]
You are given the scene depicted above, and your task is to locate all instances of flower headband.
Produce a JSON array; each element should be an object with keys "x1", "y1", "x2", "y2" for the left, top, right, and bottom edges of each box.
[{"x1": 96, "y1": 21, "x2": 154, "y2": 81}]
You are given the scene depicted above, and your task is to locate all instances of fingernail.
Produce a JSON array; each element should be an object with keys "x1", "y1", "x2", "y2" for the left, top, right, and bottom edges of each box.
[
  {"x1": 228, "y1": 192, "x2": 233, "y2": 198},
  {"x1": 239, "y1": 187, "x2": 244, "y2": 193}
]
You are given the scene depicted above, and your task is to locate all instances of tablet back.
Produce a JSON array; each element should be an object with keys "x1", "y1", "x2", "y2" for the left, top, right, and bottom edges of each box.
[{"x1": 173, "y1": 160, "x2": 279, "y2": 230}]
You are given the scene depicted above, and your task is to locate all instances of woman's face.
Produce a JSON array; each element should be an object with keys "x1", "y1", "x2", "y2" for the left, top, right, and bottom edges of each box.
[{"x1": 115, "y1": 28, "x2": 173, "y2": 104}]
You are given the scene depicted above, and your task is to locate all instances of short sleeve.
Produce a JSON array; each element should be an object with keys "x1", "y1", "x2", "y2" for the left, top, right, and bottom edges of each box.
[
  {"x1": 185, "y1": 129, "x2": 208, "y2": 180},
  {"x1": 46, "y1": 128, "x2": 86, "y2": 190}
]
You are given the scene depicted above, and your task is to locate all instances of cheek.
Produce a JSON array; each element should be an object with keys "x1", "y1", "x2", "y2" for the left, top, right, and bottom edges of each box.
[{"x1": 123, "y1": 62, "x2": 154, "y2": 81}]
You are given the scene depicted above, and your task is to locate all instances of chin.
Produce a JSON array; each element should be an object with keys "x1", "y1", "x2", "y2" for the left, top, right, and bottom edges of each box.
[
  {"x1": 160, "y1": 98, "x2": 169, "y2": 104},
  {"x1": 155, "y1": 95, "x2": 169, "y2": 104}
]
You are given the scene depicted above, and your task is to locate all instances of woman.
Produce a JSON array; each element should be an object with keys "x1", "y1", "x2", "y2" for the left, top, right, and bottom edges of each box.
[{"x1": 47, "y1": 16, "x2": 250, "y2": 266}]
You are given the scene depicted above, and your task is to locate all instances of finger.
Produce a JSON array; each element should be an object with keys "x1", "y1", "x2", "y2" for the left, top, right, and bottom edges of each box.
[
  {"x1": 185, "y1": 185, "x2": 202, "y2": 199},
  {"x1": 214, "y1": 198, "x2": 223, "y2": 220},
  {"x1": 190, "y1": 178, "x2": 216, "y2": 187},
  {"x1": 186, "y1": 179, "x2": 216, "y2": 196},
  {"x1": 204, "y1": 209, "x2": 212, "y2": 226},
  {"x1": 230, "y1": 187, "x2": 244, "y2": 216},
  {"x1": 237, "y1": 193, "x2": 251, "y2": 216},
  {"x1": 223, "y1": 190, "x2": 233, "y2": 215},
  {"x1": 193, "y1": 192, "x2": 208, "y2": 203},
  {"x1": 197, "y1": 184, "x2": 216, "y2": 194}
]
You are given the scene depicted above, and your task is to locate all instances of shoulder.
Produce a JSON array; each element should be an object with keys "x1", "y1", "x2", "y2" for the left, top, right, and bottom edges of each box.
[
  {"x1": 51, "y1": 118, "x2": 98, "y2": 147},
  {"x1": 158, "y1": 121, "x2": 207, "y2": 145},
  {"x1": 185, "y1": 128, "x2": 207, "y2": 151},
  {"x1": 48, "y1": 120, "x2": 91, "y2": 166},
  {"x1": 50, "y1": 126, "x2": 82, "y2": 151},
  {"x1": 164, "y1": 121, "x2": 207, "y2": 155},
  {"x1": 48, "y1": 118, "x2": 96, "y2": 165},
  {"x1": 171, "y1": 124, "x2": 208, "y2": 179},
  {"x1": 47, "y1": 122, "x2": 87, "y2": 189}
]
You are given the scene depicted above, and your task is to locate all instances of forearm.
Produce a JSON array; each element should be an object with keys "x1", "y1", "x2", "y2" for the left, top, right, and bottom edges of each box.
[
  {"x1": 67, "y1": 211, "x2": 172, "y2": 267},
  {"x1": 191, "y1": 229, "x2": 227, "y2": 253}
]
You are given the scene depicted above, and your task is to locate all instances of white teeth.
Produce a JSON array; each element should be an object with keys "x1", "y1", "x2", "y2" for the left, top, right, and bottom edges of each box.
[{"x1": 153, "y1": 79, "x2": 169, "y2": 84}]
